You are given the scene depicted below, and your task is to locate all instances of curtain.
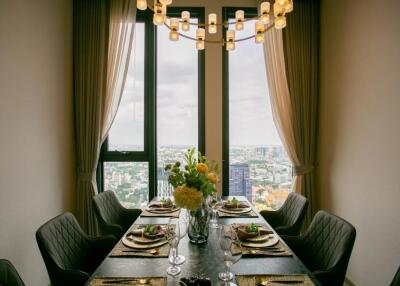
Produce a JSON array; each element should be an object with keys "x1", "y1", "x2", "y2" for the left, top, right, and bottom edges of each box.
[
  {"x1": 260, "y1": 0, "x2": 319, "y2": 226},
  {"x1": 74, "y1": 0, "x2": 136, "y2": 235},
  {"x1": 282, "y1": 0, "x2": 319, "y2": 225}
]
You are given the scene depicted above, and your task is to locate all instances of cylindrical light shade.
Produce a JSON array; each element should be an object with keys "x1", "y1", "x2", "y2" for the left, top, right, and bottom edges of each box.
[
  {"x1": 260, "y1": 2, "x2": 270, "y2": 14},
  {"x1": 255, "y1": 33, "x2": 264, "y2": 43},
  {"x1": 196, "y1": 28, "x2": 205, "y2": 40},
  {"x1": 137, "y1": 0, "x2": 147, "y2": 10},
  {"x1": 255, "y1": 21, "x2": 264, "y2": 33},
  {"x1": 226, "y1": 41, "x2": 235, "y2": 51},
  {"x1": 274, "y1": 2, "x2": 285, "y2": 17},
  {"x1": 170, "y1": 18, "x2": 179, "y2": 30},
  {"x1": 159, "y1": 0, "x2": 172, "y2": 5},
  {"x1": 196, "y1": 40, "x2": 205, "y2": 50},
  {"x1": 235, "y1": 10, "x2": 244, "y2": 31},
  {"x1": 153, "y1": 13, "x2": 165, "y2": 26},
  {"x1": 226, "y1": 30, "x2": 235, "y2": 51},
  {"x1": 208, "y1": 13, "x2": 217, "y2": 34},
  {"x1": 277, "y1": 0, "x2": 288, "y2": 6},
  {"x1": 285, "y1": 0, "x2": 293, "y2": 13},
  {"x1": 275, "y1": 15, "x2": 287, "y2": 29},
  {"x1": 260, "y1": 14, "x2": 270, "y2": 24},
  {"x1": 181, "y1": 11, "x2": 190, "y2": 31},
  {"x1": 169, "y1": 31, "x2": 179, "y2": 41}
]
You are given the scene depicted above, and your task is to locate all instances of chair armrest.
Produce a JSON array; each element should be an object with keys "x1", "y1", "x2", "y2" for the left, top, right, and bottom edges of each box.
[
  {"x1": 313, "y1": 267, "x2": 343, "y2": 286},
  {"x1": 275, "y1": 225, "x2": 298, "y2": 236},
  {"x1": 119, "y1": 208, "x2": 142, "y2": 230},
  {"x1": 85, "y1": 235, "x2": 118, "y2": 273},
  {"x1": 280, "y1": 235, "x2": 303, "y2": 253},
  {"x1": 101, "y1": 222, "x2": 124, "y2": 238},
  {"x1": 58, "y1": 269, "x2": 90, "y2": 285},
  {"x1": 259, "y1": 210, "x2": 281, "y2": 228}
]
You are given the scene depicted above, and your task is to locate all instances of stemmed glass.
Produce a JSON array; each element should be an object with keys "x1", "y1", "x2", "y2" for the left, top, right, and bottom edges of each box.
[
  {"x1": 167, "y1": 217, "x2": 188, "y2": 266},
  {"x1": 215, "y1": 225, "x2": 242, "y2": 284},
  {"x1": 165, "y1": 221, "x2": 181, "y2": 276},
  {"x1": 209, "y1": 194, "x2": 222, "y2": 228}
]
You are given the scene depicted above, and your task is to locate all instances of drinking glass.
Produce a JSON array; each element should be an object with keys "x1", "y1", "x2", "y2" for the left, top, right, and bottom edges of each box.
[
  {"x1": 209, "y1": 194, "x2": 222, "y2": 228},
  {"x1": 215, "y1": 225, "x2": 242, "y2": 284},
  {"x1": 167, "y1": 218, "x2": 188, "y2": 265},
  {"x1": 166, "y1": 222, "x2": 181, "y2": 276}
]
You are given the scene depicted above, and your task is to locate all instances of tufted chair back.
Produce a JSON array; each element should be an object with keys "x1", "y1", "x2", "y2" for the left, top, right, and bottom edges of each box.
[
  {"x1": 279, "y1": 192, "x2": 309, "y2": 228},
  {"x1": 297, "y1": 211, "x2": 356, "y2": 286},
  {"x1": 0, "y1": 259, "x2": 25, "y2": 286},
  {"x1": 93, "y1": 191, "x2": 123, "y2": 227},
  {"x1": 391, "y1": 266, "x2": 400, "y2": 286},
  {"x1": 36, "y1": 213, "x2": 90, "y2": 278}
]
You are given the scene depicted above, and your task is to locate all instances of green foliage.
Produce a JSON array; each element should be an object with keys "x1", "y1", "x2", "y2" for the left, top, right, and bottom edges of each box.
[
  {"x1": 164, "y1": 148, "x2": 218, "y2": 198},
  {"x1": 245, "y1": 223, "x2": 259, "y2": 233}
]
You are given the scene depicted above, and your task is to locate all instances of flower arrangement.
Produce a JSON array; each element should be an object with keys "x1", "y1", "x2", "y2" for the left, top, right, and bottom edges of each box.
[{"x1": 165, "y1": 148, "x2": 219, "y2": 211}]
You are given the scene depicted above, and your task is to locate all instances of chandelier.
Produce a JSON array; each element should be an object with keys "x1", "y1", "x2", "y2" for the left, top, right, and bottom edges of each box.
[{"x1": 136, "y1": 0, "x2": 294, "y2": 51}]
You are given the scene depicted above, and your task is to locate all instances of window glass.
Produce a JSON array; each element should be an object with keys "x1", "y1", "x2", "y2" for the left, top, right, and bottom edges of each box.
[{"x1": 228, "y1": 18, "x2": 292, "y2": 210}]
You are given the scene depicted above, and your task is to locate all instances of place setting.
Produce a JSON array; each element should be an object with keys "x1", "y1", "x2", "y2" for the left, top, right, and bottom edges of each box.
[
  {"x1": 88, "y1": 277, "x2": 167, "y2": 286},
  {"x1": 141, "y1": 198, "x2": 181, "y2": 218},
  {"x1": 235, "y1": 274, "x2": 316, "y2": 286},
  {"x1": 226, "y1": 223, "x2": 292, "y2": 257},
  {"x1": 109, "y1": 224, "x2": 173, "y2": 258},
  {"x1": 218, "y1": 197, "x2": 259, "y2": 218}
]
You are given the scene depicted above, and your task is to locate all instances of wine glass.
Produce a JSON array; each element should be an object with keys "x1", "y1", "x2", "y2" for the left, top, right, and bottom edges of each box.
[
  {"x1": 165, "y1": 222, "x2": 181, "y2": 276},
  {"x1": 209, "y1": 194, "x2": 222, "y2": 228},
  {"x1": 215, "y1": 225, "x2": 242, "y2": 284},
  {"x1": 167, "y1": 218, "x2": 188, "y2": 265}
]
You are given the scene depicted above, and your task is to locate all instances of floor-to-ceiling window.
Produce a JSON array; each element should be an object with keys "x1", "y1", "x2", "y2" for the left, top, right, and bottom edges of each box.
[
  {"x1": 223, "y1": 8, "x2": 292, "y2": 210},
  {"x1": 99, "y1": 9, "x2": 205, "y2": 208}
]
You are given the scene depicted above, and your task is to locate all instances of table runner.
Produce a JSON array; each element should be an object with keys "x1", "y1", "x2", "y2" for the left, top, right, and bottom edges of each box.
[
  {"x1": 236, "y1": 274, "x2": 315, "y2": 286},
  {"x1": 89, "y1": 277, "x2": 166, "y2": 286}
]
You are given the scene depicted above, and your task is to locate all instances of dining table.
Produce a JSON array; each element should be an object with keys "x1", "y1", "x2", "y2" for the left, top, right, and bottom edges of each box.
[{"x1": 86, "y1": 196, "x2": 321, "y2": 286}]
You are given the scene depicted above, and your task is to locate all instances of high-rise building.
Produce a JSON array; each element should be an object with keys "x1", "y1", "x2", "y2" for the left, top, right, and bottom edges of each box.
[{"x1": 229, "y1": 163, "x2": 252, "y2": 201}]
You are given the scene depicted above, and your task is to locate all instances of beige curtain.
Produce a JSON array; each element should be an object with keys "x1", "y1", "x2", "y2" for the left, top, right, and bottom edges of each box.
[
  {"x1": 74, "y1": 0, "x2": 136, "y2": 235},
  {"x1": 102, "y1": 0, "x2": 136, "y2": 142},
  {"x1": 260, "y1": 0, "x2": 319, "y2": 226}
]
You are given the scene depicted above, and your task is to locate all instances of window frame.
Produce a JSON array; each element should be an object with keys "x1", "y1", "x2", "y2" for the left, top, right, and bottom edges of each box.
[
  {"x1": 222, "y1": 7, "x2": 260, "y2": 196},
  {"x1": 98, "y1": 7, "x2": 205, "y2": 203}
]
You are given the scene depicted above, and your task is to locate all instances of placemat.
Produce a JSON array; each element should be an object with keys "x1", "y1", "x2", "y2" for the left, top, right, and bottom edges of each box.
[
  {"x1": 218, "y1": 209, "x2": 259, "y2": 218},
  {"x1": 109, "y1": 225, "x2": 173, "y2": 258},
  {"x1": 224, "y1": 224, "x2": 292, "y2": 257},
  {"x1": 89, "y1": 277, "x2": 166, "y2": 286},
  {"x1": 236, "y1": 274, "x2": 315, "y2": 286},
  {"x1": 141, "y1": 208, "x2": 181, "y2": 218}
]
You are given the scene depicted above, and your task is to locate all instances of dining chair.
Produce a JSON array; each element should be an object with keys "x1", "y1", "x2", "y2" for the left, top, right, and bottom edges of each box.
[
  {"x1": 259, "y1": 192, "x2": 308, "y2": 236},
  {"x1": 391, "y1": 266, "x2": 400, "y2": 286},
  {"x1": 282, "y1": 210, "x2": 356, "y2": 286},
  {"x1": 36, "y1": 212, "x2": 117, "y2": 286},
  {"x1": 93, "y1": 190, "x2": 142, "y2": 238},
  {"x1": 0, "y1": 259, "x2": 25, "y2": 286}
]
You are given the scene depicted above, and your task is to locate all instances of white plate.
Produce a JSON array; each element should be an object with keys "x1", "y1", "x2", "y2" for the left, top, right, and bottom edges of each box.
[
  {"x1": 122, "y1": 236, "x2": 169, "y2": 249},
  {"x1": 219, "y1": 207, "x2": 252, "y2": 214},
  {"x1": 128, "y1": 234, "x2": 164, "y2": 244},
  {"x1": 245, "y1": 234, "x2": 270, "y2": 242},
  {"x1": 241, "y1": 234, "x2": 279, "y2": 248},
  {"x1": 146, "y1": 207, "x2": 180, "y2": 214}
]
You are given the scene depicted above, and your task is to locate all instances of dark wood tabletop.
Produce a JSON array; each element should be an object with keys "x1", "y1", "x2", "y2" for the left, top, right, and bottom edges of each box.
[{"x1": 87, "y1": 196, "x2": 320, "y2": 286}]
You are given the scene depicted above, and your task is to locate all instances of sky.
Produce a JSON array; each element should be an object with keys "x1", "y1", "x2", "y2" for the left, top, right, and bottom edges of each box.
[{"x1": 108, "y1": 19, "x2": 282, "y2": 150}]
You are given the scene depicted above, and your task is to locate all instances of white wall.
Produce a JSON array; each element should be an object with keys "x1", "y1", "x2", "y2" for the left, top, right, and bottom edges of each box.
[
  {"x1": 0, "y1": 0, "x2": 75, "y2": 285},
  {"x1": 318, "y1": 0, "x2": 400, "y2": 285}
]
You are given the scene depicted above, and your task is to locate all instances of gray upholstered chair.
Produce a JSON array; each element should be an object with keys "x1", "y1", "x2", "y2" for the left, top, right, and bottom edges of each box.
[
  {"x1": 260, "y1": 192, "x2": 308, "y2": 236},
  {"x1": 36, "y1": 212, "x2": 117, "y2": 286},
  {"x1": 391, "y1": 266, "x2": 400, "y2": 286},
  {"x1": 93, "y1": 191, "x2": 142, "y2": 238},
  {"x1": 0, "y1": 259, "x2": 25, "y2": 286},
  {"x1": 282, "y1": 211, "x2": 356, "y2": 286}
]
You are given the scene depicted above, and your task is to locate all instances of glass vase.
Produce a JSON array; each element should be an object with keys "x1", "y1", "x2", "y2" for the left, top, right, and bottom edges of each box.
[{"x1": 187, "y1": 200, "x2": 210, "y2": 244}]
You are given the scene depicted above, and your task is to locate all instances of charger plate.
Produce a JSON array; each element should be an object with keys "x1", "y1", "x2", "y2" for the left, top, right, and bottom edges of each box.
[
  {"x1": 219, "y1": 207, "x2": 252, "y2": 214},
  {"x1": 241, "y1": 234, "x2": 279, "y2": 248},
  {"x1": 122, "y1": 236, "x2": 169, "y2": 249}
]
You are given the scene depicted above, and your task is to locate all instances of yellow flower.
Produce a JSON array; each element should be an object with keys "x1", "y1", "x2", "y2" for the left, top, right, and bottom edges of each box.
[
  {"x1": 207, "y1": 172, "x2": 219, "y2": 184},
  {"x1": 196, "y1": 163, "x2": 208, "y2": 174},
  {"x1": 173, "y1": 186, "x2": 203, "y2": 210}
]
